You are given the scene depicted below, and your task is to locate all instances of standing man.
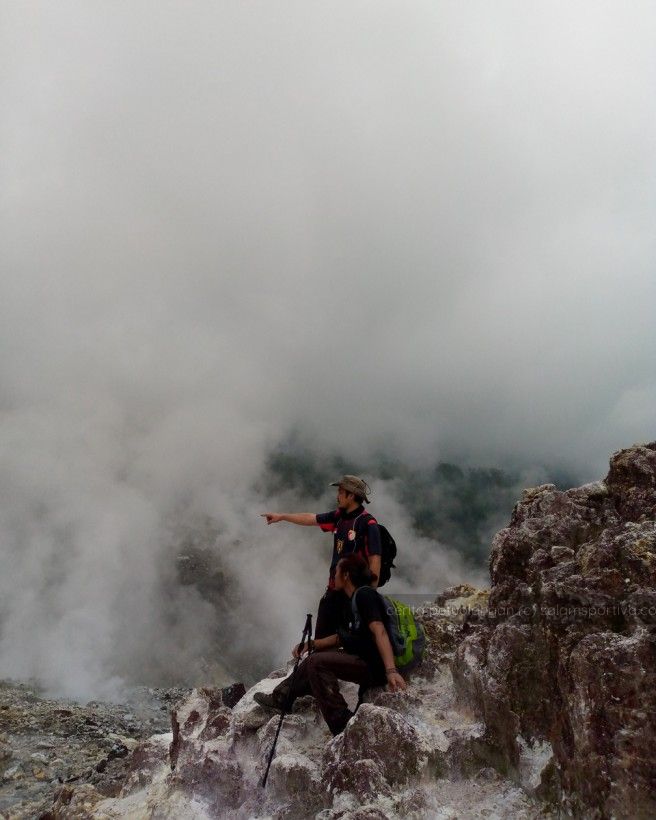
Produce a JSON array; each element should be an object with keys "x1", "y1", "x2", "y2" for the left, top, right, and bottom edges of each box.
[{"x1": 261, "y1": 475, "x2": 381, "y2": 638}]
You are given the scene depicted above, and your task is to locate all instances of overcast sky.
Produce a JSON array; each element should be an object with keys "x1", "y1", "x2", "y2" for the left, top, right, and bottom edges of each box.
[{"x1": 1, "y1": 1, "x2": 655, "y2": 696}]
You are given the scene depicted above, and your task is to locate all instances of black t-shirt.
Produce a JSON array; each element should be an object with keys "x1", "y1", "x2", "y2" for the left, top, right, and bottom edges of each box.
[
  {"x1": 340, "y1": 586, "x2": 388, "y2": 685},
  {"x1": 316, "y1": 506, "x2": 381, "y2": 588}
]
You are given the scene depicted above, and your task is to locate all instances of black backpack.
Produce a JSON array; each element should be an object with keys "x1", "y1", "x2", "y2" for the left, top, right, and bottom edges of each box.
[
  {"x1": 376, "y1": 524, "x2": 396, "y2": 587},
  {"x1": 341, "y1": 511, "x2": 397, "y2": 587}
]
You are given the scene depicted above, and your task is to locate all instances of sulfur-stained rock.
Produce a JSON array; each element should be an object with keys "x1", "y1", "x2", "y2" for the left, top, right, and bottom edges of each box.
[
  {"x1": 120, "y1": 734, "x2": 170, "y2": 795},
  {"x1": 168, "y1": 684, "x2": 246, "y2": 771},
  {"x1": 169, "y1": 688, "x2": 214, "y2": 769},
  {"x1": 198, "y1": 706, "x2": 232, "y2": 742}
]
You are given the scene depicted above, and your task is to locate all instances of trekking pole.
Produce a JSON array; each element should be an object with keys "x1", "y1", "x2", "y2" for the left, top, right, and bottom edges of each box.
[{"x1": 261, "y1": 612, "x2": 313, "y2": 788}]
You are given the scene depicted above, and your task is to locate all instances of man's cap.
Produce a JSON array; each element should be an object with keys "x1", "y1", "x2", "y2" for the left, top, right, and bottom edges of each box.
[{"x1": 330, "y1": 475, "x2": 372, "y2": 503}]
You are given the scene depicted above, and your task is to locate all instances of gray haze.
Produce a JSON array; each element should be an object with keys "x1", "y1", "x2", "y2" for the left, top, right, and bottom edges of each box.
[{"x1": 1, "y1": 2, "x2": 655, "y2": 697}]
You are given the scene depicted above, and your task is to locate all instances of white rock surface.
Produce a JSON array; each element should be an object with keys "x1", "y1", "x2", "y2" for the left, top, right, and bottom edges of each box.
[
  {"x1": 66, "y1": 663, "x2": 554, "y2": 819},
  {"x1": 33, "y1": 592, "x2": 561, "y2": 819}
]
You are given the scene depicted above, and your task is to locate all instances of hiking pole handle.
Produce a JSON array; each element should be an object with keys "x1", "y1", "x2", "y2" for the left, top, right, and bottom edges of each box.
[{"x1": 302, "y1": 613, "x2": 313, "y2": 655}]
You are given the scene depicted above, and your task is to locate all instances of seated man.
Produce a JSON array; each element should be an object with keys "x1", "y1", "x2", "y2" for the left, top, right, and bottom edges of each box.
[{"x1": 254, "y1": 554, "x2": 406, "y2": 736}]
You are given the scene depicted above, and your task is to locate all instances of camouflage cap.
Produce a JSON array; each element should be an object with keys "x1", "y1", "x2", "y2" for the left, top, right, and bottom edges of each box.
[{"x1": 330, "y1": 475, "x2": 372, "y2": 504}]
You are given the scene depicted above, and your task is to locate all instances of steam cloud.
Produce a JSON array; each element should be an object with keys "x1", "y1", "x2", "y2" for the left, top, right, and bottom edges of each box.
[{"x1": 1, "y1": 2, "x2": 654, "y2": 698}]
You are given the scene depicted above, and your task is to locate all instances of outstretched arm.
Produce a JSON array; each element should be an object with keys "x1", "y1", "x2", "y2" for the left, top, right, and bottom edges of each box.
[
  {"x1": 261, "y1": 512, "x2": 317, "y2": 526},
  {"x1": 369, "y1": 621, "x2": 406, "y2": 692}
]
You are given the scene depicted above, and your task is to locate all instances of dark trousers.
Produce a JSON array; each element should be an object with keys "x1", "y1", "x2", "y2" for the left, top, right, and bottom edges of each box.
[
  {"x1": 272, "y1": 650, "x2": 374, "y2": 735},
  {"x1": 315, "y1": 588, "x2": 351, "y2": 639}
]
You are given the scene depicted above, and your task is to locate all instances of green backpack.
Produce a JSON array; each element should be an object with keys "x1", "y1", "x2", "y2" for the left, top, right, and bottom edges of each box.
[{"x1": 351, "y1": 588, "x2": 426, "y2": 671}]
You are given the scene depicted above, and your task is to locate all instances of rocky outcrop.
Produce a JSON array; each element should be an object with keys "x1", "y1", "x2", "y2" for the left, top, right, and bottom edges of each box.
[
  {"x1": 40, "y1": 592, "x2": 551, "y2": 819},
  {"x1": 453, "y1": 442, "x2": 656, "y2": 817}
]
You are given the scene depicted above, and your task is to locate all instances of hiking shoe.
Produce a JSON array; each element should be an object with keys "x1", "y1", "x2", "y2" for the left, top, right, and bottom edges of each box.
[
  {"x1": 330, "y1": 709, "x2": 354, "y2": 736},
  {"x1": 253, "y1": 691, "x2": 286, "y2": 714}
]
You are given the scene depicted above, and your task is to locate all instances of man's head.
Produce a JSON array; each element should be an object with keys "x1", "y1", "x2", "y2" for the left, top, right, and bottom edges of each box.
[
  {"x1": 334, "y1": 553, "x2": 377, "y2": 593},
  {"x1": 330, "y1": 475, "x2": 371, "y2": 511}
]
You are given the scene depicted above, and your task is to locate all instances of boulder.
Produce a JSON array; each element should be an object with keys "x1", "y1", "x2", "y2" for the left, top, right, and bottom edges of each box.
[
  {"x1": 166, "y1": 688, "x2": 249, "y2": 812},
  {"x1": 169, "y1": 685, "x2": 243, "y2": 769},
  {"x1": 323, "y1": 704, "x2": 433, "y2": 788},
  {"x1": 171, "y1": 740, "x2": 244, "y2": 812},
  {"x1": 264, "y1": 751, "x2": 325, "y2": 816}
]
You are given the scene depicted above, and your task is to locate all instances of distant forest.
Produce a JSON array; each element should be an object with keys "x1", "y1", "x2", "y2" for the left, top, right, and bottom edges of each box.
[{"x1": 259, "y1": 438, "x2": 577, "y2": 567}]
